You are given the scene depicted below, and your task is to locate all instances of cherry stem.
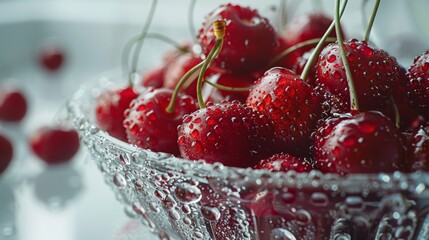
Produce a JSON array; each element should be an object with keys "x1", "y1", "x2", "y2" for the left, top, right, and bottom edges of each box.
[
  {"x1": 165, "y1": 61, "x2": 204, "y2": 114},
  {"x1": 165, "y1": 20, "x2": 226, "y2": 113},
  {"x1": 360, "y1": 0, "x2": 370, "y2": 36},
  {"x1": 335, "y1": 0, "x2": 359, "y2": 111},
  {"x1": 269, "y1": 37, "x2": 337, "y2": 66},
  {"x1": 278, "y1": 0, "x2": 287, "y2": 33},
  {"x1": 300, "y1": 0, "x2": 347, "y2": 81},
  {"x1": 128, "y1": 0, "x2": 158, "y2": 85},
  {"x1": 196, "y1": 39, "x2": 223, "y2": 108},
  {"x1": 363, "y1": 0, "x2": 381, "y2": 42},
  {"x1": 391, "y1": 95, "x2": 400, "y2": 128},
  {"x1": 205, "y1": 79, "x2": 252, "y2": 92},
  {"x1": 122, "y1": 33, "x2": 188, "y2": 78},
  {"x1": 188, "y1": 0, "x2": 197, "y2": 41}
]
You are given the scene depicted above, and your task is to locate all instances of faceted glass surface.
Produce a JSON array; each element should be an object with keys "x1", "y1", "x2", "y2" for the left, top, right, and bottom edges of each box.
[{"x1": 67, "y1": 71, "x2": 429, "y2": 240}]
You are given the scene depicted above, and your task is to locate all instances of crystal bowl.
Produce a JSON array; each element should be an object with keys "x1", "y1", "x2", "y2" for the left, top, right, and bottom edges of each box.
[{"x1": 67, "y1": 70, "x2": 429, "y2": 240}]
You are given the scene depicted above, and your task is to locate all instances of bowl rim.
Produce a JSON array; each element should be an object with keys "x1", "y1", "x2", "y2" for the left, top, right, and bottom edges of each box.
[{"x1": 66, "y1": 69, "x2": 429, "y2": 196}]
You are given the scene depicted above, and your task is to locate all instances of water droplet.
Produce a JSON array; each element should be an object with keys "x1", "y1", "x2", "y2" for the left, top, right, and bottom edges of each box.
[
  {"x1": 201, "y1": 205, "x2": 221, "y2": 221},
  {"x1": 181, "y1": 204, "x2": 191, "y2": 214},
  {"x1": 328, "y1": 54, "x2": 337, "y2": 63},
  {"x1": 131, "y1": 151, "x2": 147, "y2": 166},
  {"x1": 270, "y1": 228, "x2": 297, "y2": 240},
  {"x1": 333, "y1": 71, "x2": 342, "y2": 79},
  {"x1": 194, "y1": 231, "x2": 204, "y2": 239},
  {"x1": 113, "y1": 173, "x2": 127, "y2": 188},
  {"x1": 163, "y1": 195, "x2": 177, "y2": 210},
  {"x1": 296, "y1": 209, "x2": 312, "y2": 223},
  {"x1": 341, "y1": 135, "x2": 357, "y2": 147},
  {"x1": 149, "y1": 202, "x2": 160, "y2": 213},
  {"x1": 183, "y1": 217, "x2": 192, "y2": 225},
  {"x1": 191, "y1": 140, "x2": 203, "y2": 153},
  {"x1": 154, "y1": 189, "x2": 165, "y2": 200},
  {"x1": 174, "y1": 183, "x2": 202, "y2": 204},
  {"x1": 310, "y1": 192, "x2": 329, "y2": 206},
  {"x1": 345, "y1": 196, "x2": 364, "y2": 209},
  {"x1": 169, "y1": 209, "x2": 180, "y2": 221},
  {"x1": 281, "y1": 192, "x2": 295, "y2": 204}
]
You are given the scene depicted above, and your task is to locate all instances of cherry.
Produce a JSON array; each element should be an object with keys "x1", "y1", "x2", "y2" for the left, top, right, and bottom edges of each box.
[
  {"x1": 316, "y1": 39, "x2": 403, "y2": 115},
  {"x1": 246, "y1": 67, "x2": 323, "y2": 156},
  {"x1": 123, "y1": 88, "x2": 198, "y2": 155},
  {"x1": 30, "y1": 126, "x2": 80, "y2": 165},
  {"x1": 198, "y1": 3, "x2": 278, "y2": 74},
  {"x1": 382, "y1": 66, "x2": 421, "y2": 131},
  {"x1": 0, "y1": 133, "x2": 13, "y2": 174},
  {"x1": 314, "y1": 111, "x2": 405, "y2": 174},
  {"x1": 177, "y1": 101, "x2": 277, "y2": 168},
  {"x1": 254, "y1": 153, "x2": 313, "y2": 173},
  {"x1": 205, "y1": 72, "x2": 256, "y2": 104},
  {"x1": 407, "y1": 124, "x2": 429, "y2": 172},
  {"x1": 291, "y1": 49, "x2": 317, "y2": 86},
  {"x1": 39, "y1": 46, "x2": 64, "y2": 72},
  {"x1": 280, "y1": 12, "x2": 341, "y2": 69},
  {"x1": 407, "y1": 51, "x2": 429, "y2": 120},
  {"x1": 163, "y1": 53, "x2": 215, "y2": 98},
  {"x1": 95, "y1": 86, "x2": 139, "y2": 142},
  {"x1": 0, "y1": 85, "x2": 27, "y2": 122},
  {"x1": 140, "y1": 66, "x2": 165, "y2": 89}
]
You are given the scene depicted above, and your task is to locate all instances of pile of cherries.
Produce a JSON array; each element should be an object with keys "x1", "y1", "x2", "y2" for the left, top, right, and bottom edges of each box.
[
  {"x1": 0, "y1": 46, "x2": 79, "y2": 176},
  {"x1": 96, "y1": 3, "x2": 428, "y2": 176}
]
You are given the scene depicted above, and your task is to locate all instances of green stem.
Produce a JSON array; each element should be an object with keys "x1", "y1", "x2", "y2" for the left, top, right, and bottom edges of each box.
[
  {"x1": 122, "y1": 33, "x2": 188, "y2": 78},
  {"x1": 188, "y1": 0, "x2": 197, "y2": 40},
  {"x1": 269, "y1": 37, "x2": 337, "y2": 66},
  {"x1": 165, "y1": 61, "x2": 204, "y2": 114},
  {"x1": 391, "y1": 95, "x2": 400, "y2": 128},
  {"x1": 205, "y1": 79, "x2": 252, "y2": 92},
  {"x1": 300, "y1": 0, "x2": 347, "y2": 81},
  {"x1": 128, "y1": 0, "x2": 158, "y2": 85},
  {"x1": 196, "y1": 39, "x2": 223, "y2": 108},
  {"x1": 335, "y1": 0, "x2": 359, "y2": 111},
  {"x1": 278, "y1": 0, "x2": 287, "y2": 33},
  {"x1": 363, "y1": 0, "x2": 381, "y2": 42}
]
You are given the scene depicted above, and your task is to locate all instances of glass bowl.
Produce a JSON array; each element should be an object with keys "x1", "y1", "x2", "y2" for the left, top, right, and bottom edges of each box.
[{"x1": 67, "y1": 70, "x2": 429, "y2": 240}]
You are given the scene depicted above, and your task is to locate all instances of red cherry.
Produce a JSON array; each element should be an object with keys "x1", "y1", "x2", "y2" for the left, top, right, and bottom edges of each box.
[
  {"x1": 382, "y1": 66, "x2": 421, "y2": 131},
  {"x1": 205, "y1": 72, "x2": 256, "y2": 104},
  {"x1": 140, "y1": 66, "x2": 165, "y2": 89},
  {"x1": 30, "y1": 126, "x2": 80, "y2": 165},
  {"x1": 198, "y1": 3, "x2": 278, "y2": 73},
  {"x1": 314, "y1": 111, "x2": 405, "y2": 174},
  {"x1": 0, "y1": 133, "x2": 13, "y2": 174},
  {"x1": 124, "y1": 88, "x2": 198, "y2": 155},
  {"x1": 246, "y1": 67, "x2": 323, "y2": 156},
  {"x1": 163, "y1": 53, "x2": 215, "y2": 98},
  {"x1": 96, "y1": 86, "x2": 139, "y2": 142},
  {"x1": 316, "y1": 39, "x2": 403, "y2": 115},
  {"x1": 39, "y1": 46, "x2": 64, "y2": 72},
  {"x1": 178, "y1": 102, "x2": 277, "y2": 168},
  {"x1": 278, "y1": 12, "x2": 342, "y2": 69},
  {"x1": 407, "y1": 51, "x2": 429, "y2": 120},
  {"x1": 407, "y1": 124, "x2": 429, "y2": 172},
  {"x1": 291, "y1": 49, "x2": 317, "y2": 86},
  {"x1": 0, "y1": 86, "x2": 27, "y2": 122},
  {"x1": 254, "y1": 153, "x2": 313, "y2": 173}
]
